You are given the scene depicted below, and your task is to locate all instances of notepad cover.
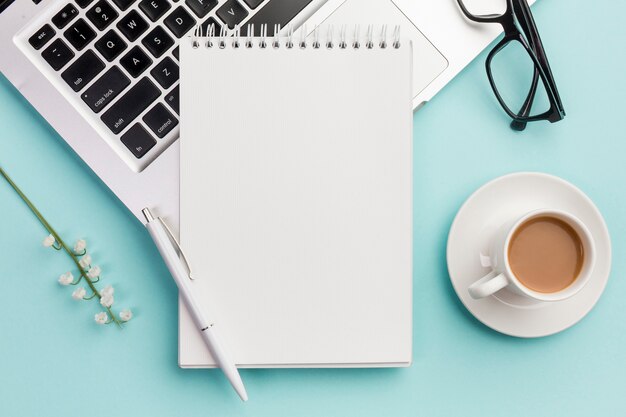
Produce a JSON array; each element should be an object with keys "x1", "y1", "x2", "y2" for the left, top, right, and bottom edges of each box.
[{"x1": 179, "y1": 35, "x2": 413, "y2": 367}]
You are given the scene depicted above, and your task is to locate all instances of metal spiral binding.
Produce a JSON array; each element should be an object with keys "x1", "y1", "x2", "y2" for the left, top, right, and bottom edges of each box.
[
  {"x1": 353, "y1": 25, "x2": 360, "y2": 49},
  {"x1": 259, "y1": 24, "x2": 267, "y2": 48},
  {"x1": 218, "y1": 25, "x2": 227, "y2": 48},
  {"x1": 192, "y1": 24, "x2": 200, "y2": 48},
  {"x1": 245, "y1": 24, "x2": 254, "y2": 48},
  {"x1": 339, "y1": 25, "x2": 347, "y2": 49},
  {"x1": 206, "y1": 23, "x2": 215, "y2": 47},
  {"x1": 286, "y1": 25, "x2": 294, "y2": 49},
  {"x1": 392, "y1": 25, "x2": 401, "y2": 48},
  {"x1": 366, "y1": 25, "x2": 374, "y2": 49},
  {"x1": 299, "y1": 25, "x2": 307, "y2": 49},
  {"x1": 379, "y1": 25, "x2": 388, "y2": 49},
  {"x1": 232, "y1": 24, "x2": 240, "y2": 48},
  {"x1": 326, "y1": 25, "x2": 333, "y2": 49},
  {"x1": 312, "y1": 25, "x2": 320, "y2": 49},
  {"x1": 190, "y1": 24, "x2": 402, "y2": 50},
  {"x1": 272, "y1": 24, "x2": 281, "y2": 48}
]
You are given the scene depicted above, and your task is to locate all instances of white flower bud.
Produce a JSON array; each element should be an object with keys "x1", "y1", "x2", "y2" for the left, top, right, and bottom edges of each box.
[
  {"x1": 119, "y1": 309, "x2": 133, "y2": 322},
  {"x1": 74, "y1": 239, "x2": 87, "y2": 254},
  {"x1": 94, "y1": 312, "x2": 108, "y2": 325},
  {"x1": 79, "y1": 254, "x2": 92, "y2": 269},
  {"x1": 101, "y1": 285, "x2": 114, "y2": 297},
  {"x1": 100, "y1": 293, "x2": 114, "y2": 308},
  {"x1": 43, "y1": 234, "x2": 56, "y2": 247},
  {"x1": 58, "y1": 272, "x2": 74, "y2": 286},
  {"x1": 87, "y1": 265, "x2": 101, "y2": 279},
  {"x1": 72, "y1": 287, "x2": 87, "y2": 300}
]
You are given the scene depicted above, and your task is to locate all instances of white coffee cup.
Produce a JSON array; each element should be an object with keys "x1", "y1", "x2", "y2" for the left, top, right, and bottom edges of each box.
[{"x1": 468, "y1": 209, "x2": 596, "y2": 302}]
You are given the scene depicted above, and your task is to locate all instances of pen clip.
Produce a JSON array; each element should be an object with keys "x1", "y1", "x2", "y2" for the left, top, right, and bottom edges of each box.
[{"x1": 158, "y1": 217, "x2": 195, "y2": 280}]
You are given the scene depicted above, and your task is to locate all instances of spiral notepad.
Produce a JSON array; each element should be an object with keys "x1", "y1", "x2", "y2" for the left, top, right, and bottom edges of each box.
[{"x1": 178, "y1": 25, "x2": 413, "y2": 368}]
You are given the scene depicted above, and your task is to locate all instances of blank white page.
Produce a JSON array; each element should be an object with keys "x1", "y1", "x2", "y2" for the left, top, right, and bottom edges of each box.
[{"x1": 179, "y1": 34, "x2": 412, "y2": 367}]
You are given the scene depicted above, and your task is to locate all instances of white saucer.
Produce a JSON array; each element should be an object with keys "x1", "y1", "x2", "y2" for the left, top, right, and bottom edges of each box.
[{"x1": 446, "y1": 172, "x2": 611, "y2": 338}]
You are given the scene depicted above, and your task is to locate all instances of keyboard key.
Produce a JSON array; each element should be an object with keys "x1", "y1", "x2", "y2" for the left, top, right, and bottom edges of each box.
[
  {"x1": 76, "y1": 0, "x2": 95, "y2": 8},
  {"x1": 86, "y1": 1, "x2": 119, "y2": 31},
  {"x1": 138, "y1": 0, "x2": 171, "y2": 22},
  {"x1": 143, "y1": 103, "x2": 177, "y2": 138},
  {"x1": 185, "y1": 0, "x2": 217, "y2": 19},
  {"x1": 29, "y1": 24, "x2": 56, "y2": 50},
  {"x1": 117, "y1": 10, "x2": 149, "y2": 41},
  {"x1": 242, "y1": 0, "x2": 313, "y2": 35},
  {"x1": 164, "y1": 6, "x2": 196, "y2": 38},
  {"x1": 101, "y1": 77, "x2": 160, "y2": 134},
  {"x1": 243, "y1": 0, "x2": 263, "y2": 9},
  {"x1": 64, "y1": 19, "x2": 97, "y2": 50},
  {"x1": 150, "y1": 56, "x2": 178, "y2": 88},
  {"x1": 81, "y1": 66, "x2": 130, "y2": 112},
  {"x1": 141, "y1": 26, "x2": 174, "y2": 58},
  {"x1": 41, "y1": 38, "x2": 75, "y2": 70},
  {"x1": 164, "y1": 85, "x2": 179, "y2": 114},
  {"x1": 172, "y1": 46, "x2": 179, "y2": 60},
  {"x1": 200, "y1": 16, "x2": 221, "y2": 35},
  {"x1": 61, "y1": 50, "x2": 105, "y2": 92},
  {"x1": 52, "y1": 4, "x2": 79, "y2": 29},
  {"x1": 119, "y1": 45, "x2": 152, "y2": 77},
  {"x1": 216, "y1": 0, "x2": 248, "y2": 29},
  {"x1": 111, "y1": 0, "x2": 136, "y2": 10},
  {"x1": 95, "y1": 30, "x2": 127, "y2": 61},
  {"x1": 121, "y1": 123, "x2": 156, "y2": 158}
]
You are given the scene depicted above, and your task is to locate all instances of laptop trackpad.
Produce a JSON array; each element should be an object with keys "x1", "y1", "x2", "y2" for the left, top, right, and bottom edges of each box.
[{"x1": 319, "y1": 0, "x2": 449, "y2": 99}]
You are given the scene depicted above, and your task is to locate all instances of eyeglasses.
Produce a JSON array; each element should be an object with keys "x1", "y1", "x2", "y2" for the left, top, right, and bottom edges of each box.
[{"x1": 456, "y1": 0, "x2": 565, "y2": 131}]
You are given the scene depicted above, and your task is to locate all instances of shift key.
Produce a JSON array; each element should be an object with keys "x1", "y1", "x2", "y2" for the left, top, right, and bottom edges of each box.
[
  {"x1": 101, "y1": 77, "x2": 160, "y2": 134},
  {"x1": 81, "y1": 66, "x2": 130, "y2": 113}
]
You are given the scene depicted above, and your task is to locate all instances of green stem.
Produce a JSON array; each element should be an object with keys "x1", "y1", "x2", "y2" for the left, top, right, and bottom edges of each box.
[
  {"x1": 84, "y1": 291, "x2": 97, "y2": 300},
  {"x1": 0, "y1": 167, "x2": 122, "y2": 328}
]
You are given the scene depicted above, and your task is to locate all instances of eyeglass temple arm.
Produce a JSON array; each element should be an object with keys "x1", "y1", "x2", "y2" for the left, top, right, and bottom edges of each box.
[
  {"x1": 512, "y1": 0, "x2": 564, "y2": 113},
  {"x1": 455, "y1": 0, "x2": 503, "y2": 23}
]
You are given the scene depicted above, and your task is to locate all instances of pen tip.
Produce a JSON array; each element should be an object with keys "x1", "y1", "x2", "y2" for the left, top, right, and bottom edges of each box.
[
  {"x1": 239, "y1": 390, "x2": 248, "y2": 402},
  {"x1": 229, "y1": 375, "x2": 248, "y2": 401}
]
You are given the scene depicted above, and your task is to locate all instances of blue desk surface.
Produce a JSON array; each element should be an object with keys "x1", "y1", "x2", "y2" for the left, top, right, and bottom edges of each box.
[{"x1": 1, "y1": 1, "x2": 625, "y2": 416}]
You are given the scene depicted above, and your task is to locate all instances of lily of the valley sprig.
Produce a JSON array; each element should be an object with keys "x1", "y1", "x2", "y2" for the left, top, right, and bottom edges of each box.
[
  {"x1": 47, "y1": 234, "x2": 132, "y2": 326},
  {"x1": 1, "y1": 166, "x2": 132, "y2": 327}
]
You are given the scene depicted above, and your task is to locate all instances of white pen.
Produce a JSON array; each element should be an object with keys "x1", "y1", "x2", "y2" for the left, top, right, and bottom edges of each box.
[{"x1": 142, "y1": 208, "x2": 248, "y2": 401}]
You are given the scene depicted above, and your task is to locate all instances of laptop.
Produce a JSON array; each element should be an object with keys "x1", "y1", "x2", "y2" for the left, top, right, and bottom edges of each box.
[
  {"x1": 0, "y1": 0, "x2": 523, "y2": 366},
  {"x1": 0, "y1": 0, "x2": 516, "y2": 223}
]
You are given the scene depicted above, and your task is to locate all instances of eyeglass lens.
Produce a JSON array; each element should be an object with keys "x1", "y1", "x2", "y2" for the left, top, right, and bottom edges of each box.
[{"x1": 489, "y1": 39, "x2": 551, "y2": 118}]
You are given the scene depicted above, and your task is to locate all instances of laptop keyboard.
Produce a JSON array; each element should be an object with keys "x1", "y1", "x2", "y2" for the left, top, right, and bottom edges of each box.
[{"x1": 19, "y1": 0, "x2": 314, "y2": 172}]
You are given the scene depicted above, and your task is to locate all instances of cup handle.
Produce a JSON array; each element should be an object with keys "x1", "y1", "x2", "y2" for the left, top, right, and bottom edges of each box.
[{"x1": 468, "y1": 271, "x2": 508, "y2": 299}]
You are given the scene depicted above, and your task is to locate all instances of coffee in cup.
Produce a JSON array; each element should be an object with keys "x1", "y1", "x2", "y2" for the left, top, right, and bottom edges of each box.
[
  {"x1": 468, "y1": 209, "x2": 595, "y2": 302},
  {"x1": 508, "y1": 215, "x2": 584, "y2": 293}
]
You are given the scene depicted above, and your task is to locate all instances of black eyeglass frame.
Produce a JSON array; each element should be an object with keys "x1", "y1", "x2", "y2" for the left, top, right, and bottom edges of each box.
[{"x1": 456, "y1": 0, "x2": 565, "y2": 130}]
